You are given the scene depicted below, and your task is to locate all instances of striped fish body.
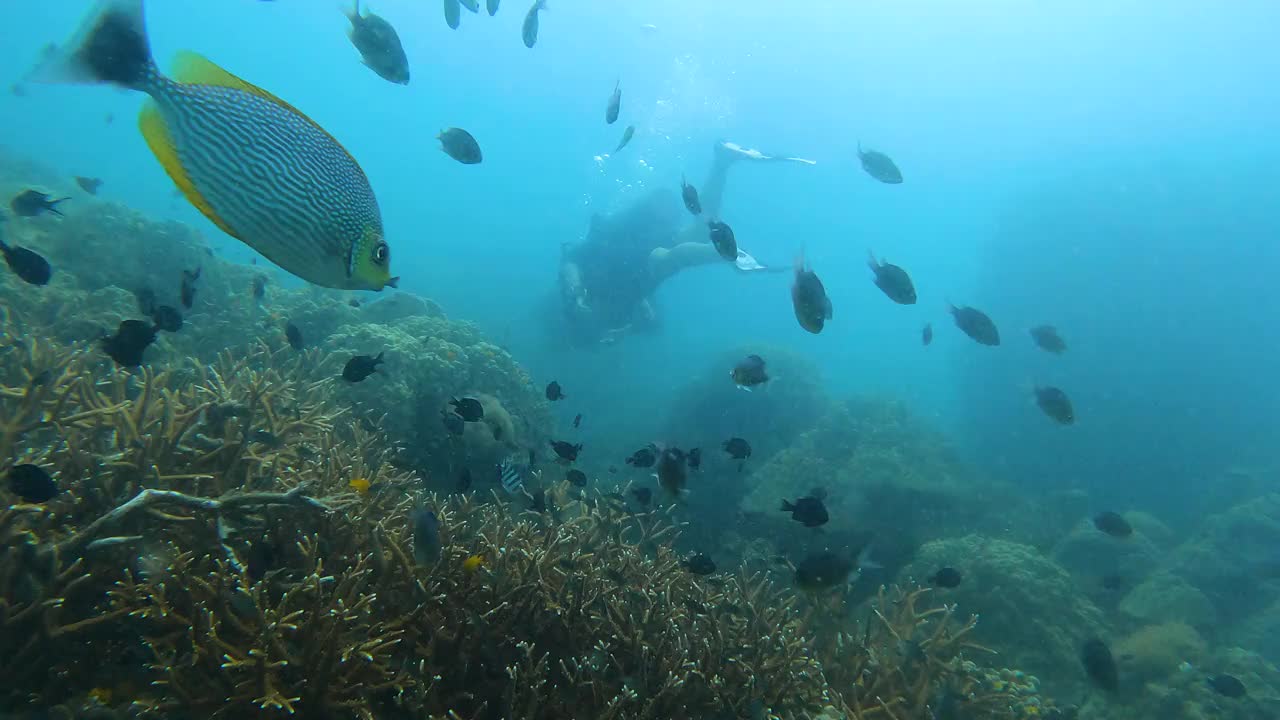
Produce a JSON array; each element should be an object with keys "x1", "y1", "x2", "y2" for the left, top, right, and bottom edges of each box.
[
  {"x1": 139, "y1": 57, "x2": 390, "y2": 290},
  {"x1": 29, "y1": 3, "x2": 392, "y2": 290},
  {"x1": 499, "y1": 461, "x2": 524, "y2": 494}
]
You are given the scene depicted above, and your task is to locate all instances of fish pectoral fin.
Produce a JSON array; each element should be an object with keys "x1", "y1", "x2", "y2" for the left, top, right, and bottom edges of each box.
[{"x1": 138, "y1": 99, "x2": 239, "y2": 239}]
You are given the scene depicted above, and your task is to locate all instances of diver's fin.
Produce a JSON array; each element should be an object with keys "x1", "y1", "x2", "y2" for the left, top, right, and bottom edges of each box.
[{"x1": 733, "y1": 249, "x2": 769, "y2": 272}]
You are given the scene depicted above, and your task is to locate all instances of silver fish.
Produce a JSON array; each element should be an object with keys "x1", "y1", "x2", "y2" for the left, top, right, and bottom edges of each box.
[
  {"x1": 522, "y1": 0, "x2": 546, "y2": 48},
  {"x1": 605, "y1": 79, "x2": 621, "y2": 124},
  {"x1": 614, "y1": 125, "x2": 635, "y2": 152}
]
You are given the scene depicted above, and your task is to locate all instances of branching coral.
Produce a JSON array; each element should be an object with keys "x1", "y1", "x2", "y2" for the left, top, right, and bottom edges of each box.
[
  {"x1": 0, "y1": 320, "x2": 412, "y2": 712},
  {"x1": 822, "y1": 584, "x2": 1036, "y2": 720}
]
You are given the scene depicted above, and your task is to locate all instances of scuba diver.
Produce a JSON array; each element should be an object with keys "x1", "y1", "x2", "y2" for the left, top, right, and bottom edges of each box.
[{"x1": 558, "y1": 140, "x2": 816, "y2": 345}]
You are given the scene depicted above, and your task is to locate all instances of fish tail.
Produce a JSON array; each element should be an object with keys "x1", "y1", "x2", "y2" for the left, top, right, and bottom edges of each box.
[
  {"x1": 27, "y1": 0, "x2": 159, "y2": 92},
  {"x1": 536, "y1": 0, "x2": 548, "y2": 10},
  {"x1": 866, "y1": 249, "x2": 879, "y2": 271},
  {"x1": 48, "y1": 198, "x2": 73, "y2": 216},
  {"x1": 780, "y1": 500, "x2": 794, "y2": 512}
]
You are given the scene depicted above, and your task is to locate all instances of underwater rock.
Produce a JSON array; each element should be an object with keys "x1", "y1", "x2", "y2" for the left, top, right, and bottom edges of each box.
[
  {"x1": 742, "y1": 397, "x2": 1014, "y2": 563},
  {"x1": 327, "y1": 317, "x2": 550, "y2": 484},
  {"x1": 1114, "y1": 622, "x2": 1206, "y2": 685},
  {"x1": 1052, "y1": 515, "x2": 1163, "y2": 586},
  {"x1": 664, "y1": 346, "x2": 830, "y2": 466},
  {"x1": 902, "y1": 534, "x2": 1108, "y2": 698},
  {"x1": 361, "y1": 291, "x2": 446, "y2": 325},
  {"x1": 1121, "y1": 571, "x2": 1218, "y2": 627},
  {"x1": 458, "y1": 393, "x2": 519, "y2": 463},
  {"x1": 1125, "y1": 510, "x2": 1176, "y2": 548},
  {"x1": 1158, "y1": 493, "x2": 1280, "y2": 624},
  {"x1": 1232, "y1": 601, "x2": 1280, "y2": 668},
  {"x1": 1119, "y1": 572, "x2": 1218, "y2": 629}
]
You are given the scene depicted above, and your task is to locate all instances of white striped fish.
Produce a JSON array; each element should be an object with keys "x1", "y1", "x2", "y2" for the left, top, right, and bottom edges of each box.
[
  {"x1": 499, "y1": 460, "x2": 525, "y2": 494},
  {"x1": 30, "y1": 0, "x2": 398, "y2": 292}
]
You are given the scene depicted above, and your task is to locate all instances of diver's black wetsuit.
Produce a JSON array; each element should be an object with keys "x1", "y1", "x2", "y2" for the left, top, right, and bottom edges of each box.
[
  {"x1": 558, "y1": 141, "x2": 814, "y2": 345},
  {"x1": 560, "y1": 189, "x2": 681, "y2": 340}
]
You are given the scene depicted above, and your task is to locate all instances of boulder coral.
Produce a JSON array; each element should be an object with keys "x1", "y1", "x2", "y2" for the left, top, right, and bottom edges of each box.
[
  {"x1": 1113, "y1": 622, "x2": 1206, "y2": 686},
  {"x1": 663, "y1": 345, "x2": 831, "y2": 469},
  {"x1": 902, "y1": 534, "x2": 1109, "y2": 697},
  {"x1": 1052, "y1": 515, "x2": 1163, "y2": 589},
  {"x1": 1157, "y1": 493, "x2": 1280, "y2": 627},
  {"x1": 1119, "y1": 572, "x2": 1218, "y2": 630},
  {"x1": 741, "y1": 397, "x2": 1014, "y2": 563},
  {"x1": 326, "y1": 316, "x2": 550, "y2": 485}
]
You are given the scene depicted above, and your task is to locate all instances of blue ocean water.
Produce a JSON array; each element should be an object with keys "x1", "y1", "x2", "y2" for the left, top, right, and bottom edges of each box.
[{"x1": 2, "y1": 0, "x2": 1278, "y2": 523}]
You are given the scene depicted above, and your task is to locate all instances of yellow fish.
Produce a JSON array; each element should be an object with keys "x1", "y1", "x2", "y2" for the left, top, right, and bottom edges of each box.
[
  {"x1": 462, "y1": 554, "x2": 486, "y2": 572},
  {"x1": 31, "y1": 0, "x2": 397, "y2": 291},
  {"x1": 348, "y1": 477, "x2": 371, "y2": 494}
]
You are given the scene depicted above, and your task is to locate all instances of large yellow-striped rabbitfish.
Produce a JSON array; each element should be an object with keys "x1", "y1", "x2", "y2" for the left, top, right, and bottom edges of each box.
[{"x1": 30, "y1": 0, "x2": 397, "y2": 291}]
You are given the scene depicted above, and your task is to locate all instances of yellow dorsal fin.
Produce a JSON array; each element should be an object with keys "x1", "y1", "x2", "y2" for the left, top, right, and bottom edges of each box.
[
  {"x1": 165, "y1": 50, "x2": 365, "y2": 173},
  {"x1": 169, "y1": 51, "x2": 300, "y2": 115},
  {"x1": 138, "y1": 98, "x2": 240, "y2": 239}
]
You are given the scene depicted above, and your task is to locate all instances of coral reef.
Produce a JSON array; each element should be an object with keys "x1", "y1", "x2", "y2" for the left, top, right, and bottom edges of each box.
[
  {"x1": 1157, "y1": 493, "x2": 1280, "y2": 624},
  {"x1": 901, "y1": 535, "x2": 1108, "y2": 698},
  {"x1": 1234, "y1": 597, "x2": 1280, "y2": 665},
  {"x1": 1, "y1": 197, "x2": 551, "y2": 491},
  {"x1": 1113, "y1": 621, "x2": 1206, "y2": 687},
  {"x1": 1052, "y1": 516, "x2": 1163, "y2": 593},
  {"x1": 0, "y1": 332, "x2": 1043, "y2": 718},
  {"x1": 1, "y1": 151, "x2": 1058, "y2": 719},
  {"x1": 739, "y1": 397, "x2": 1014, "y2": 567},
  {"x1": 0, "y1": 296, "x2": 1051, "y2": 720},
  {"x1": 663, "y1": 345, "x2": 832, "y2": 470},
  {"x1": 1119, "y1": 572, "x2": 1218, "y2": 630},
  {"x1": 325, "y1": 316, "x2": 550, "y2": 486},
  {"x1": 811, "y1": 585, "x2": 1055, "y2": 720}
]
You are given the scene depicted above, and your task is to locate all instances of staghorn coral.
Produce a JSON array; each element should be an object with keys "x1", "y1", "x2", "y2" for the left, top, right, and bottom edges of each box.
[
  {"x1": 815, "y1": 585, "x2": 1018, "y2": 720},
  {"x1": 0, "y1": 331, "x2": 1055, "y2": 718},
  {"x1": 0, "y1": 327, "x2": 406, "y2": 710}
]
